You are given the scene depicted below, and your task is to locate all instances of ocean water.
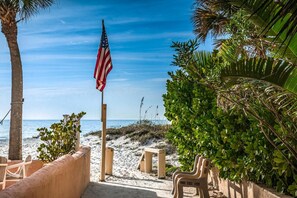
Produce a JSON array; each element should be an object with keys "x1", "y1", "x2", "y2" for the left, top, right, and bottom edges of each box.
[{"x1": 0, "y1": 120, "x2": 168, "y2": 140}]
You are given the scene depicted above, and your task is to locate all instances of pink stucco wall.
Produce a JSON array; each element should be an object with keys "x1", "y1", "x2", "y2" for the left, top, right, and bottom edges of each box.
[
  {"x1": 210, "y1": 168, "x2": 292, "y2": 198},
  {"x1": 0, "y1": 146, "x2": 90, "y2": 198}
]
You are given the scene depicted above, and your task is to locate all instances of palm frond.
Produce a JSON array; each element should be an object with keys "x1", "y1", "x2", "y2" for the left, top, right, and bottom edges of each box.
[
  {"x1": 230, "y1": 0, "x2": 297, "y2": 61},
  {"x1": 221, "y1": 57, "x2": 297, "y2": 94},
  {"x1": 0, "y1": 0, "x2": 54, "y2": 21},
  {"x1": 217, "y1": 40, "x2": 239, "y2": 63},
  {"x1": 193, "y1": 50, "x2": 212, "y2": 67},
  {"x1": 20, "y1": 0, "x2": 54, "y2": 19},
  {"x1": 193, "y1": 8, "x2": 229, "y2": 41},
  {"x1": 193, "y1": 0, "x2": 235, "y2": 42}
]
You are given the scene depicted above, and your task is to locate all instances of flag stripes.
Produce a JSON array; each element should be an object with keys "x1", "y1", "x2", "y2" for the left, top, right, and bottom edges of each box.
[{"x1": 94, "y1": 21, "x2": 113, "y2": 92}]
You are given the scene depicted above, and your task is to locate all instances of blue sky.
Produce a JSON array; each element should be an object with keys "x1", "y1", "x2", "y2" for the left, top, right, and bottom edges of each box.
[{"x1": 0, "y1": 0, "x2": 212, "y2": 120}]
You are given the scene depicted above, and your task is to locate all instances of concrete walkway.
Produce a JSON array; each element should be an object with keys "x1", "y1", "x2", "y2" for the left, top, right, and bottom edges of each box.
[
  {"x1": 82, "y1": 177, "x2": 219, "y2": 198},
  {"x1": 82, "y1": 182, "x2": 174, "y2": 198}
]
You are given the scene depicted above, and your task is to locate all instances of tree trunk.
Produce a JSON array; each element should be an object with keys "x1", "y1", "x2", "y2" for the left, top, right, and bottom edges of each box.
[{"x1": 2, "y1": 19, "x2": 23, "y2": 160}]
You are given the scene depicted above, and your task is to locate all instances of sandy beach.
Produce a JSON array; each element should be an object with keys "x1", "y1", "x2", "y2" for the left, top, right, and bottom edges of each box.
[
  {"x1": 0, "y1": 130, "x2": 225, "y2": 198},
  {"x1": 0, "y1": 133, "x2": 181, "y2": 195}
]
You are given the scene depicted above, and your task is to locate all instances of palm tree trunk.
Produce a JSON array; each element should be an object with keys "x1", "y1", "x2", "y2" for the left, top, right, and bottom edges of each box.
[{"x1": 2, "y1": 20, "x2": 23, "y2": 160}]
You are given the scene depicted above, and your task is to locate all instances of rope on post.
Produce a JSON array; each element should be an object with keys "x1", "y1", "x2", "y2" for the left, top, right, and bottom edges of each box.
[
  {"x1": 0, "y1": 109, "x2": 11, "y2": 125},
  {"x1": 1, "y1": 98, "x2": 24, "y2": 125}
]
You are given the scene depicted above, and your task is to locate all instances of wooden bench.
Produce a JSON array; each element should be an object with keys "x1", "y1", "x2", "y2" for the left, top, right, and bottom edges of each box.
[
  {"x1": 174, "y1": 158, "x2": 210, "y2": 198},
  {"x1": 137, "y1": 148, "x2": 166, "y2": 179}
]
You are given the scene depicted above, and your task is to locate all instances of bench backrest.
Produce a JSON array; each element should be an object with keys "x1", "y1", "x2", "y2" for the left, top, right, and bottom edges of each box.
[
  {"x1": 23, "y1": 155, "x2": 32, "y2": 178},
  {"x1": 193, "y1": 156, "x2": 204, "y2": 176},
  {"x1": 199, "y1": 158, "x2": 210, "y2": 179}
]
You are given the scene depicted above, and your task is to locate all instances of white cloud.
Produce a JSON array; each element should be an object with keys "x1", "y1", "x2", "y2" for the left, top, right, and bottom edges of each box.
[
  {"x1": 110, "y1": 31, "x2": 193, "y2": 42},
  {"x1": 108, "y1": 17, "x2": 150, "y2": 25},
  {"x1": 22, "y1": 54, "x2": 94, "y2": 62},
  {"x1": 148, "y1": 78, "x2": 168, "y2": 82},
  {"x1": 112, "y1": 52, "x2": 172, "y2": 62},
  {"x1": 110, "y1": 78, "x2": 128, "y2": 82},
  {"x1": 25, "y1": 86, "x2": 87, "y2": 97},
  {"x1": 19, "y1": 35, "x2": 97, "y2": 50},
  {"x1": 16, "y1": 30, "x2": 192, "y2": 52}
]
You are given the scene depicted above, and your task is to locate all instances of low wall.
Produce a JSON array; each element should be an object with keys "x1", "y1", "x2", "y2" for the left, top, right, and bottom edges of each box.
[
  {"x1": 0, "y1": 146, "x2": 91, "y2": 198},
  {"x1": 210, "y1": 168, "x2": 293, "y2": 198}
]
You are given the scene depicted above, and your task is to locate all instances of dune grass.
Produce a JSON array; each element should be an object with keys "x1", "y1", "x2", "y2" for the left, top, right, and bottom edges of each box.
[
  {"x1": 85, "y1": 122, "x2": 169, "y2": 143},
  {"x1": 85, "y1": 121, "x2": 176, "y2": 153}
]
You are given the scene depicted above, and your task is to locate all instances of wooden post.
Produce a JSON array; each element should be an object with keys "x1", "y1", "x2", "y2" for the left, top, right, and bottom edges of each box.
[
  {"x1": 105, "y1": 147, "x2": 114, "y2": 175},
  {"x1": 144, "y1": 151, "x2": 152, "y2": 173},
  {"x1": 100, "y1": 104, "x2": 107, "y2": 182},
  {"x1": 158, "y1": 149, "x2": 166, "y2": 179}
]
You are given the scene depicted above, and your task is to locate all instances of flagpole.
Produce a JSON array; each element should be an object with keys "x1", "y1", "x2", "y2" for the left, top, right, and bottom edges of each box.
[
  {"x1": 100, "y1": 90, "x2": 107, "y2": 182},
  {"x1": 101, "y1": 91, "x2": 104, "y2": 122},
  {"x1": 94, "y1": 18, "x2": 112, "y2": 182}
]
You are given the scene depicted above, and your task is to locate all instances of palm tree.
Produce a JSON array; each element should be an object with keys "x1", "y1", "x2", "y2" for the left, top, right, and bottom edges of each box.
[
  {"x1": 193, "y1": 0, "x2": 297, "y2": 93},
  {"x1": 193, "y1": 0, "x2": 297, "y2": 179},
  {"x1": 231, "y1": 0, "x2": 297, "y2": 56},
  {"x1": 0, "y1": 0, "x2": 54, "y2": 160},
  {"x1": 194, "y1": 0, "x2": 297, "y2": 59},
  {"x1": 193, "y1": 0, "x2": 236, "y2": 42}
]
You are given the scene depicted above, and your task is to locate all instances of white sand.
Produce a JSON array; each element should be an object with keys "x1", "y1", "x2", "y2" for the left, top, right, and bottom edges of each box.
[
  {"x1": 0, "y1": 135, "x2": 224, "y2": 197},
  {"x1": 0, "y1": 134, "x2": 180, "y2": 191}
]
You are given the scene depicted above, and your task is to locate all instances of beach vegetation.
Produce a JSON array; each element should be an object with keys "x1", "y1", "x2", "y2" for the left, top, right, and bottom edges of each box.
[
  {"x1": 165, "y1": 164, "x2": 179, "y2": 177},
  {"x1": 0, "y1": 0, "x2": 55, "y2": 160},
  {"x1": 37, "y1": 112, "x2": 85, "y2": 163},
  {"x1": 193, "y1": 0, "x2": 297, "y2": 195},
  {"x1": 163, "y1": 37, "x2": 297, "y2": 195},
  {"x1": 139, "y1": 97, "x2": 144, "y2": 124},
  {"x1": 138, "y1": 97, "x2": 158, "y2": 123},
  {"x1": 86, "y1": 122, "x2": 170, "y2": 145}
]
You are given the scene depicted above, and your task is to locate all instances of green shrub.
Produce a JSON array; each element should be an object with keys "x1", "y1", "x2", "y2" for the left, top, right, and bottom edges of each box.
[
  {"x1": 163, "y1": 69, "x2": 274, "y2": 183},
  {"x1": 166, "y1": 164, "x2": 179, "y2": 177},
  {"x1": 37, "y1": 112, "x2": 86, "y2": 162},
  {"x1": 163, "y1": 40, "x2": 296, "y2": 196}
]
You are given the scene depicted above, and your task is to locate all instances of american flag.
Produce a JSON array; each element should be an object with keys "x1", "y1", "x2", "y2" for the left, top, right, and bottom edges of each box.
[{"x1": 94, "y1": 21, "x2": 113, "y2": 91}]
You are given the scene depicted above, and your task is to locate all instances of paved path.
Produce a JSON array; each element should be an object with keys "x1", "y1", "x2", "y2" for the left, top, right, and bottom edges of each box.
[
  {"x1": 82, "y1": 182, "x2": 174, "y2": 198},
  {"x1": 82, "y1": 176, "x2": 219, "y2": 198}
]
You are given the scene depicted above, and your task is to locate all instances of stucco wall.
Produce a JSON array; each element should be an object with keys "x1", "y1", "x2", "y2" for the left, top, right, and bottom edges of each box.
[
  {"x1": 0, "y1": 146, "x2": 90, "y2": 198},
  {"x1": 210, "y1": 168, "x2": 293, "y2": 198}
]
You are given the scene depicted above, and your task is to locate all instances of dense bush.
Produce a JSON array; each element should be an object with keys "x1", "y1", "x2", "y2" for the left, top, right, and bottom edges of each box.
[
  {"x1": 164, "y1": 68, "x2": 275, "y2": 182},
  {"x1": 163, "y1": 40, "x2": 296, "y2": 196},
  {"x1": 37, "y1": 112, "x2": 85, "y2": 162}
]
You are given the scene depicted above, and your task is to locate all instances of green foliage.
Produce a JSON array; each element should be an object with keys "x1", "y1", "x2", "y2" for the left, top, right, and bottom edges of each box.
[
  {"x1": 37, "y1": 112, "x2": 86, "y2": 163},
  {"x1": 221, "y1": 57, "x2": 297, "y2": 94},
  {"x1": 164, "y1": 40, "x2": 297, "y2": 196},
  {"x1": 231, "y1": 0, "x2": 297, "y2": 61},
  {"x1": 164, "y1": 68, "x2": 275, "y2": 182},
  {"x1": 192, "y1": 1, "x2": 297, "y2": 196},
  {"x1": 166, "y1": 164, "x2": 179, "y2": 177}
]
